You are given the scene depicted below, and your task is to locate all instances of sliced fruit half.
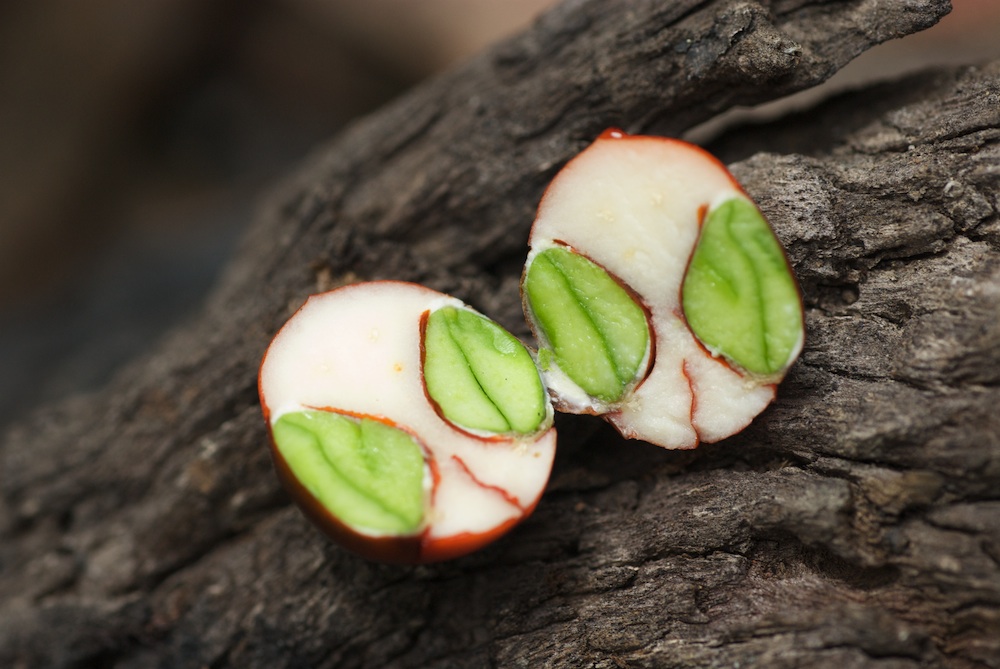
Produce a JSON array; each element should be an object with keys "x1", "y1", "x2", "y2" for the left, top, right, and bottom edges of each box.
[
  {"x1": 259, "y1": 281, "x2": 556, "y2": 563},
  {"x1": 522, "y1": 129, "x2": 803, "y2": 449}
]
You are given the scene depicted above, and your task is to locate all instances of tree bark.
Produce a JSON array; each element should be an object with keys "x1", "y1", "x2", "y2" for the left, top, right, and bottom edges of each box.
[{"x1": 7, "y1": 0, "x2": 1000, "y2": 667}]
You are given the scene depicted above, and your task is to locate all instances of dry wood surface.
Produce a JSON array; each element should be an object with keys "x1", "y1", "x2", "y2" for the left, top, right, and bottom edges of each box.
[{"x1": 6, "y1": 1, "x2": 1000, "y2": 667}]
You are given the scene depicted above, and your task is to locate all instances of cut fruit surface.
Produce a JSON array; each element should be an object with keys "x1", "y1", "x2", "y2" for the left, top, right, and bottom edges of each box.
[
  {"x1": 259, "y1": 282, "x2": 556, "y2": 563},
  {"x1": 259, "y1": 131, "x2": 804, "y2": 560},
  {"x1": 522, "y1": 129, "x2": 803, "y2": 448}
]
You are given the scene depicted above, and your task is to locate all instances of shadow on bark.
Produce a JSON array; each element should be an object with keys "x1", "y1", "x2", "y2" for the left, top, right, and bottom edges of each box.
[{"x1": 5, "y1": 1, "x2": 1000, "y2": 667}]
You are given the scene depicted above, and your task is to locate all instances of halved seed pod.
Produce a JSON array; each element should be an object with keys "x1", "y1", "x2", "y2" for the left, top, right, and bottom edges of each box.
[
  {"x1": 259, "y1": 281, "x2": 556, "y2": 563},
  {"x1": 522, "y1": 129, "x2": 803, "y2": 449}
]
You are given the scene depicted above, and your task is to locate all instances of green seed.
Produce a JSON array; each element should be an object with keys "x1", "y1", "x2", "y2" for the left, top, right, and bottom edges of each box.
[
  {"x1": 524, "y1": 247, "x2": 650, "y2": 403},
  {"x1": 681, "y1": 197, "x2": 803, "y2": 376},
  {"x1": 423, "y1": 306, "x2": 547, "y2": 434},
  {"x1": 272, "y1": 410, "x2": 426, "y2": 533}
]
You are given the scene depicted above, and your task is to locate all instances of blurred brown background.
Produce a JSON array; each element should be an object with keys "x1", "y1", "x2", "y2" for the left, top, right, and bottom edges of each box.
[{"x1": 1, "y1": 0, "x2": 998, "y2": 430}]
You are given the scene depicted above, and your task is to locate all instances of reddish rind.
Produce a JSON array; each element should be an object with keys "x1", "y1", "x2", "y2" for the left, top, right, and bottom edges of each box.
[
  {"x1": 266, "y1": 421, "x2": 423, "y2": 564},
  {"x1": 420, "y1": 502, "x2": 536, "y2": 563},
  {"x1": 418, "y1": 429, "x2": 551, "y2": 561},
  {"x1": 256, "y1": 283, "x2": 415, "y2": 564},
  {"x1": 525, "y1": 129, "x2": 801, "y2": 448},
  {"x1": 266, "y1": 420, "x2": 552, "y2": 563},
  {"x1": 531, "y1": 130, "x2": 749, "y2": 226},
  {"x1": 259, "y1": 281, "x2": 557, "y2": 563},
  {"x1": 692, "y1": 378, "x2": 778, "y2": 445}
]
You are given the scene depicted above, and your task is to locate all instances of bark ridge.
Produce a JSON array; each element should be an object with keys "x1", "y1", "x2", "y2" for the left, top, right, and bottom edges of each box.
[{"x1": 7, "y1": 1, "x2": 1000, "y2": 668}]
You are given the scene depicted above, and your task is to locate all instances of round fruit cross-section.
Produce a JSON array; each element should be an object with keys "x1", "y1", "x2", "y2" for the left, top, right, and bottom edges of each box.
[
  {"x1": 522, "y1": 130, "x2": 803, "y2": 449},
  {"x1": 259, "y1": 281, "x2": 556, "y2": 562}
]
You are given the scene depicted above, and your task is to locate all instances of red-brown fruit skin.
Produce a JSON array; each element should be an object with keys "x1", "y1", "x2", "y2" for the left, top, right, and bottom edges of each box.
[
  {"x1": 265, "y1": 425, "x2": 423, "y2": 563},
  {"x1": 521, "y1": 129, "x2": 804, "y2": 443},
  {"x1": 257, "y1": 281, "x2": 549, "y2": 564},
  {"x1": 263, "y1": 420, "x2": 544, "y2": 564}
]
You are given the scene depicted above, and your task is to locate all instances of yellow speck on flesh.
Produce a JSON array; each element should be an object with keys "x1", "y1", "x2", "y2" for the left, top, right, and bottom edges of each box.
[{"x1": 393, "y1": 362, "x2": 404, "y2": 373}]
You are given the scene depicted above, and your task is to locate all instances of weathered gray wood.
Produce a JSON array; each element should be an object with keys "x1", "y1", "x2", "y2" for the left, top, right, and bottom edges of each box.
[{"x1": 7, "y1": 1, "x2": 999, "y2": 667}]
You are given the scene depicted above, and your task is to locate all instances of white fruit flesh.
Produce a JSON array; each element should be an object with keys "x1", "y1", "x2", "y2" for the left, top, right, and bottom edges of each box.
[
  {"x1": 528, "y1": 133, "x2": 777, "y2": 449},
  {"x1": 259, "y1": 282, "x2": 556, "y2": 540}
]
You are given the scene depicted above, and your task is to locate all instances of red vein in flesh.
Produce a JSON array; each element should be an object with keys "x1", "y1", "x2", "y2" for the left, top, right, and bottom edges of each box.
[
  {"x1": 681, "y1": 360, "x2": 702, "y2": 445},
  {"x1": 696, "y1": 203, "x2": 708, "y2": 226},
  {"x1": 450, "y1": 455, "x2": 525, "y2": 512},
  {"x1": 304, "y1": 405, "x2": 399, "y2": 429}
]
